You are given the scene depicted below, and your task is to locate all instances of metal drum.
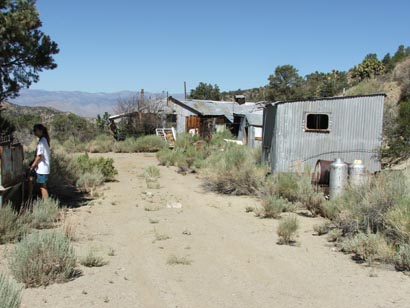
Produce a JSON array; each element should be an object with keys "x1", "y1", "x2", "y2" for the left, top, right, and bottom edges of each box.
[
  {"x1": 329, "y1": 158, "x2": 348, "y2": 199},
  {"x1": 312, "y1": 159, "x2": 332, "y2": 186},
  {"x1": 349, "y1": 160, "x2": 367, "y2": 188}
]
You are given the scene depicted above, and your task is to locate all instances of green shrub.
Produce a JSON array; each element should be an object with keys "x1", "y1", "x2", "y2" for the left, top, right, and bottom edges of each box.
[
  {"x1": 76, "y1": 171, "x2": 105, "y2": 192},
  {"x1": 203, "y1": 144, "x2": 264, "y2": 195},
  {"x1": 275, "y1": 173, "x2": 299, "y2": 202},
  {"x1": 341, "y1": 232, "x2": 395, "y2": 264},
  {"x1": 328, "y1": 171, "x2": 408, "y2": 236},
  {"x1": 62, "y1": 136, "x2": 87, "y2": 152},
  {"x1": 174, "y1": 133, "x2": 196, "y2": 150},
  {"x1": 395, "y1": 244, "x2": 410, "y2": 271},
  {"x1": 87, "y1": 135, "x2": 114, "y2": 153},
  {"x1": 9, "y1": 230, "x2": 78, "y2": 287},
  {"x1": 385, "y1": 198, "x2": 410, "y2": 244},
  {"x1": 70, "y1": 153, "x2": 117, "y2": 180},
  {"x1": 156, "y1": 148, "x2": 178, "y2": 166},
  {"x1": 135, "y1": 135, "x2": 166, "y2": 152},
  {"x1": 30, "y1": 198, "x2": 61, "y2": 229},
  {"x1": 0, "y1": 272, "x2": 22, "y2": 308},
  {"x1": 209, "y1": 130, "x2": 235, "y2": 148},
  {"x1": 257, "y1": 196, "x2": 290, "y2": 219},
  {"x1": 266, "y1": 171, "x2": 325, "y2": 216},
  {"x1": 0, "y1": 205, "x2": 27, "y2": 244},
  {"x1": 296, "y1": 174, "x2": 326, "y2": 216},
  {"x1": 113, "y1": 137, "x2": 138, "y2": 153},
  {"x1": 327, "y1": 228, "x2": 343, "y2": 242},
  {"x1": 277, "y1": 215, "x2": 299, "y2": 245},
  {"x1": 313, "y1": 221, "x2": 331, "y2": 235}
]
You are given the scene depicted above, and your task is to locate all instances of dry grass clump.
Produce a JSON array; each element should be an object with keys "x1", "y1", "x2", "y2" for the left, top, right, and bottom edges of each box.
[
  {"x1": 153, "y1": 229, "x2": 170, "y2": 242},
  {"x1": 256, "y1": 196, "x2": 291, "y2": 219},
  {"x1": 345, "y1": 78, "x2": 385, "y2": 96},
  {"x1": 203, "y1": 144, "x2": 264, "y2": 195},
  {"x1": 76, "y1": 170, "x2": 105, "y2": 192},
  {"x1": 144, "y1": 166, "x2": 161, "y2": 189},
  {"x1": 341, "y1": 232, "x2": 395, "y2": 265},
  {"x1": 8, "y1": 230, "x2": 78, "y2": 287},
  {"x1": 327, "y1": 228, "x2": 343, "y2": 242},
  {"x1": 113, "y1": 137, "x2": 138, "y2": 153},
  {"x1": 313, "y1": 221, "x2": 331, "y2": 236},
  {"x1": 277, "y1": 215, "x2": 299, "y2": 245},
  {"x1": 264, "y1": 171, "x2": 325, "y2": 216},
  {"x1": 245, "y1": 206, "x2": 255, "y2": 213},
  {"x1": 30, "y1": 198, "x2": 61, "y2": 229},
  {"x1": 327, "y1": 171, "x2": 407, "y2": 236},
  {"x1": 87, "y1": 134, "x2": 114, "y2": 153},
  {"x1": 166, "y1": 254, "x2": 192, "y2": 265},
  {"x1": 0, "y1": 272, "x2": 22, "y2": 308},
  {"x1": 62, "y1": 216, "x2": 77, "y2": 241},
  {"x1": 80, "y1": 248, "x2": 107, "y2": 267},
  {"x1": 115, "y1": 135, "x2": 166, "y2": 153},
  {"x1": 135, "y1": 135, "x2": 167, "y2": 152},
  {"x1": 0, "y1": 204, "x2": 27, "y2": 244}
]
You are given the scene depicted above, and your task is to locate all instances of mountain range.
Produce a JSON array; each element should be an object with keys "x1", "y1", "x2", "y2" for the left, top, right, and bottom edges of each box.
[{"x1": 10, "y1": 89, "x2": 183, "y2": 118}]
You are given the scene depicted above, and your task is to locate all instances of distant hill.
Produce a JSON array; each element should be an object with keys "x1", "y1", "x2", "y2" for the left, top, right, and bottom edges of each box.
[
  {"x1": 10, "y1": 89, "x2": 184, "y2": 118},
  {"x1": 1, "y1": 101, "x2": 95, "y2": 145}
]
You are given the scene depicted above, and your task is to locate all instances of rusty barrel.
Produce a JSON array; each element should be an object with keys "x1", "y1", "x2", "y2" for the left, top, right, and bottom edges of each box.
[{"x1": 312, "y1": 159, "x2": 333, "y2": 186}]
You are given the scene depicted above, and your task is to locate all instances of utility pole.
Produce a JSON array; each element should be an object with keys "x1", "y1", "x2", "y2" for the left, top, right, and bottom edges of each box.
[{"x1": 184, "y1": 81, "x2": 187, "y2": 100}]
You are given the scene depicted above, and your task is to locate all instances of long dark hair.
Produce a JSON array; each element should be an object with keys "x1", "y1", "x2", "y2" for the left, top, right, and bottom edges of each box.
[{"x1": 33, "y1": 124, "x2": 50, "y2": 146}]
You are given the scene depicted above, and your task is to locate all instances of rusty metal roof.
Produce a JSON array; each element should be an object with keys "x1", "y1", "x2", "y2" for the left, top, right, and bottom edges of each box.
[{"x1": 169, "y1": 97, "x2": 263, "y2": 122}]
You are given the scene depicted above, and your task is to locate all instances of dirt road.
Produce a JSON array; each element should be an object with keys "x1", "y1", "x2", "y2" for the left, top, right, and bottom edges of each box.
[{"x1": 21, "y1": 153, "x2": 410, "y2": 308}]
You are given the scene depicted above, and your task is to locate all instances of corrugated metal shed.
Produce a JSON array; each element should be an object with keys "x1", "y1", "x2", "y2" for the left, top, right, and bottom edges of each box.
[{"x1": 262, "y1": 94, "x2": 385, "y2": 173}]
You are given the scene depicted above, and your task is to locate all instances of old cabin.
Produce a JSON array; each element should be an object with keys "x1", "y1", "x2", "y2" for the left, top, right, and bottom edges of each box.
[
  {"x1": 169, "y1": 96, "x2": 263, "y2": 143},
  {"x1": 262, "y1": 94, "x2": 385, "y2": 173}
]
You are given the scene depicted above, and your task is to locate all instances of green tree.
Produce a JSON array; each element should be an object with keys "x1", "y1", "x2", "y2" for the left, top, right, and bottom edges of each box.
[
  {"x1": 96, "y1": 112, "x2": 111, "y2": 132},
  {"x1": 190, "y1": 82, "x2": 221, "y2": 100},
  {"x1": 391, "y1": 45, "x2": 410, "y2": 65},
  {"x1": 0, "y1": 0, "x2": 59, "y2": 102},
  {"x1": 267, "y1": 65, "x2": 303, "y2": 101},
  {"x1": 350, "y1": 54, "x2": 385, "y2": 82}
]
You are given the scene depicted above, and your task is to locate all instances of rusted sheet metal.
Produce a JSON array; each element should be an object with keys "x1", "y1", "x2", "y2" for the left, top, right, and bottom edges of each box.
[{"x1": 0, "y1": 141, "x2": 25, "y2": 188}]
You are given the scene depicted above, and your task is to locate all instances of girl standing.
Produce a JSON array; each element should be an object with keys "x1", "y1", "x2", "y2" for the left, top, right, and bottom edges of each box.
[{"x1": 29, "y1": 124, "x2": 51, "y2": 199}]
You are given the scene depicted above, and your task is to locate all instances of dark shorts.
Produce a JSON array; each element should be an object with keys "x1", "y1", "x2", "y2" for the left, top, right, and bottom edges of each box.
[
  {"x1": 36, "y1": 174, "x2": 49, "y2": 184},
  {"x1": 29, "y1": 169, "x2": 49, "y2": 184}
]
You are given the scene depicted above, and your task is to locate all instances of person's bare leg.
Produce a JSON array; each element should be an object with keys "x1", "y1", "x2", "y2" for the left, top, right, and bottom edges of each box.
[{"x1": 40, "y1": 183, "x2": 49, "y2": 200}]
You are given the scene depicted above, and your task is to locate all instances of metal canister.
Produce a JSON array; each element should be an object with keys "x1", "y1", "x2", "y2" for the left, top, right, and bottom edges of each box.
[
  {"x1": 329, "y1": 158, "x2": 348, "y2": 199},
  {"x1": 349, "y1": 160, "x2": 367, "y2": 188}
]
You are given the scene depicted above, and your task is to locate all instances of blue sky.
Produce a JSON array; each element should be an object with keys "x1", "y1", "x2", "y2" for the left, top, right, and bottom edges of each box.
[{"x1": 33, "y1": 0, "x2": 410, "y2": 94}]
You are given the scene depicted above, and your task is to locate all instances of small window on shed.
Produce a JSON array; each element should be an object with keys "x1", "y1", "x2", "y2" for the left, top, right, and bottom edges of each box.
[{"x1": 305, "y1": 114, "x2": 329, "y2": 132}]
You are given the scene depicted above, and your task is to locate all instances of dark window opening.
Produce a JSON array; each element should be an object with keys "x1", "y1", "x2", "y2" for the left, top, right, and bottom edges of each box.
[{"x1": 306, "y1": 114, "x2": 329, "y2": 132}]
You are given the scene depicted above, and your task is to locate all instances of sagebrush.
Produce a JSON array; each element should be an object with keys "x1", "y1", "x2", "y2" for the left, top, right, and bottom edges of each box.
[
  {"x1": 9, "y1": 230, "x2": 78, "y2": 287},
  {"x1": 0, "y1": 272, "x2": 22, "y2": 308}
]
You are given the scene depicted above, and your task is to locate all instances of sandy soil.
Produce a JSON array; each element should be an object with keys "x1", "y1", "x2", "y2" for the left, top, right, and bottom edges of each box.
[{"x1": 9, "y1": 153, "x2": 410, "y2": 307}]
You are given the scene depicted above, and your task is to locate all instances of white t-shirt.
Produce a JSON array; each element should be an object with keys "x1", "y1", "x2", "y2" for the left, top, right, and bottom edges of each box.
[{"x1": 36, "y1": 137, "x2": 51, "y2": 175}]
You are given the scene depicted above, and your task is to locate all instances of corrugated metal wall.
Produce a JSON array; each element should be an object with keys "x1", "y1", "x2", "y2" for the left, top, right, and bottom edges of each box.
[{"x1": 263, "y1": 95, "x2": 384, "y2": 173}]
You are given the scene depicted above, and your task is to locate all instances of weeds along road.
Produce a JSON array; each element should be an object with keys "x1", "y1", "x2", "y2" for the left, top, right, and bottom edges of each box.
[{"x1": 22, "y1": 153, "x2": 410, "y2": 308}]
